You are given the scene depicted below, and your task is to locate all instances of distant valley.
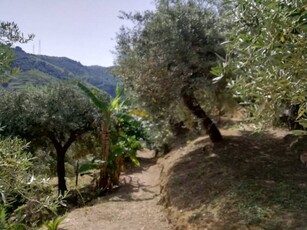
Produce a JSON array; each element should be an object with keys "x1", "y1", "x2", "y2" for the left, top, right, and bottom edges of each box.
[{"x1": 5, "y1": 47, "x2": 119, "y2": 96}]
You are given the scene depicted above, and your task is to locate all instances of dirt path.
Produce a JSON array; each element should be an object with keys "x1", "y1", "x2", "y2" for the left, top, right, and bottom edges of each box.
[{"x1": 59, "y1": 150, "x2": 172, "y2": 230}]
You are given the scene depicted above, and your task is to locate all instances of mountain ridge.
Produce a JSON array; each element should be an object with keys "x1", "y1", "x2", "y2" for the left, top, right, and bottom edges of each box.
[{"x1": 7, "y1": 46, "x2": 119, "y2": 96}]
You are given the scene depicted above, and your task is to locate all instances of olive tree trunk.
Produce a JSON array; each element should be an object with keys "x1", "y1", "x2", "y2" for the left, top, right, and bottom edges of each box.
[
  {"x1": 181, "y1": 86, "x2": 223, "y2": 143},
  {"x1": 50, "y1": 134, "x2": 77, "y2": 195},
  {"x1": 56, "y1": 150, "x2": 67, "y2": 196}
]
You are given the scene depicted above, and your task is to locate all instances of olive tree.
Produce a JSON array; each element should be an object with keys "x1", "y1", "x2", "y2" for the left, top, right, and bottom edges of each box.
[
  {"x1": 114, "y1": 0, "x2": 226, "y2": 142},
  {"x1": 0, "y1": 136, "x2": 64, "y2": 228},
  {"x1": 0, "y1": 137, "x2": 32, "y2": 206},
  {"x1": 0, "y1": 21, "x2": 34, "y2": 81},
  {"x1": 215, "y1": 0, "x2": 307, "y2": 129},
  {"x1": 0, "y1": 82, "x2": 99, "y2": 195}
]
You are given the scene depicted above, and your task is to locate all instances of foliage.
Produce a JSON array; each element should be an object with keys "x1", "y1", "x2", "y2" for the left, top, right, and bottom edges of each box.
[
  {"x1": 0, "y1": 21, "x2": 65, "y2": 228},
  {"x1": 78, "y1": 157, "x2": 105, "y2": 175},
  {"x1": 4, "y1": 69, "x2": 58, "y2": 90},
  {"x1": 0, "y1": 22, "x2": 34, "y2": 82},
  {"x1": 0, "y1": 81, "x2": 99, "y2": 194},
  {"x1": 108, "y1": 111, "x2": 147, "y2": 183},
  {"x1": 0, "y1": 82, "x2": 98, "y2": 144},
  {"x1": 74, "y1": 112, "x2": 148, "y2": 188},
  {"x1": 215, "y1": 0, "x2": 307, "y2": 129},
  {"x1": 0, "y1": 43, "x2": 18, "y2": 83},
  {"x1": 78, "y1": 83, "x2": 146, "y2": 188},
  {"x1": 114, "y1": 0, "x2": 227, "y2": 122},
  {"x1": 13, "y1": 194, "x2": 66, "y2": 228},
  {"x1": 0, "y1": 205, "x2": 26, "y2": 230},
  {"x1": 0, "y1": 136, "x2": 66, "y2": 229},
  {"x1": 0, "y1": 22, "x2": 34, "y2": 45},
  {"x1": 44, "y1": 216, "x2": 66, "y2": 230},
  {"x1": 0, "y1": 137, "x2": 32, "y2": 207}
]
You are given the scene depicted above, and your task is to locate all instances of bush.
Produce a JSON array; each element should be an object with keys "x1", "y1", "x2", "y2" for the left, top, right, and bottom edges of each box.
[
  {"x1": 0, "y1": 137, "x2": 32, "y2": 207},
  {"x1": 0, "y1": 136, "x2": 66, "y2": 228}
]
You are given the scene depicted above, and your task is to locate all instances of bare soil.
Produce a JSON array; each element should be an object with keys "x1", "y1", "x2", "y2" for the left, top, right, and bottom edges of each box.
[
  {"x1": 57, "y1": 122, "x2": 307, "y2": 230},
  {"x1": 59, "y1": 149, "x2": 172, "y2": 230},
  {"x1": 159, "y1": 126, "x2": 307, "y2": 230}
]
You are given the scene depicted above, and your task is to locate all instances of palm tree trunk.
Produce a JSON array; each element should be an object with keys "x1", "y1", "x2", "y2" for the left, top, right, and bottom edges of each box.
[
  {"x1": 181, "y1": 86, "x2": 223, "y2": 143},
  {"x1": 98, "y1": 122, "x2": 110, "y2": 189}
]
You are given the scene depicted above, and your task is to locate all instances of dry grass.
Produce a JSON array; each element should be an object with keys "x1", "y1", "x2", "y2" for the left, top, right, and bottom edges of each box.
[{"x1": 159, "y1": 124, "x2": 307, "y2": 230}]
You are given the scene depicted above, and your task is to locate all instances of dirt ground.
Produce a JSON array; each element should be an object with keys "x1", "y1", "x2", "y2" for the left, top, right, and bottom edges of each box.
[
  {"x1": 58, "y1": 122, "x2": 307, "y2": 230},
  {"x1": 59, "y1": 149, "x2": 172, "y2": 230},
  {"x1": 159, "y1": 126, "x2": 307, "y2": 230}
]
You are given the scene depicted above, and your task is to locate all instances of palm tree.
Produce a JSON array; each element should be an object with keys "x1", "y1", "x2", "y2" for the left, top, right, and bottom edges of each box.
[{"x1": 78, "y1": 82, "x2": 124, "y2": 190}]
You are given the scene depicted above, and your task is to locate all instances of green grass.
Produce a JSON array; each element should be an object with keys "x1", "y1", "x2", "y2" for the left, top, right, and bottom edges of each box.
[{"x1": 7, "y1": 70, "x2": 58, "y2": 89}]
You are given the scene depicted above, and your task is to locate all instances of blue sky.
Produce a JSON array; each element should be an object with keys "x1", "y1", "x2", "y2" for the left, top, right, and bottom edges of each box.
[{"x1": 0, "y1": 0, "x2": 155, "y2": 67}]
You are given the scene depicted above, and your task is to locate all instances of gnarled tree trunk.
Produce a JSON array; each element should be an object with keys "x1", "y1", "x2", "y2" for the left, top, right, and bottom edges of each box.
[
  {"x1": 50, "y1": 134, "x2": 77, "y2": 195},
  {"x1": 181, "y1": 86, "x2": 222, "y2": 143}
]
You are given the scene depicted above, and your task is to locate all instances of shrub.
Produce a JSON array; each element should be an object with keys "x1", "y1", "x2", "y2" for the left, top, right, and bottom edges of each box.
[{"x1": 0, "y1": 136, "x2": 66, "y2": 228}]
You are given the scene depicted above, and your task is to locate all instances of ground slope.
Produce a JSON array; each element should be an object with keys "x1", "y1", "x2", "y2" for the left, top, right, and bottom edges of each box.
[
  {"x1": 59, "y1": 150, "x2": 171, "y2": 230},
  {"x1": 58, "y1": 125, "x2": 307, "y2": 230},
  {"x1": 159, "y1": 127, "x2": 307, "y2": 230}
]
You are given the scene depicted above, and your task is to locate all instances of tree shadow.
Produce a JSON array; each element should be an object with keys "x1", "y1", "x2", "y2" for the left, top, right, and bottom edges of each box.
[
  {"x1": 163, "y1": 130, "x2": 307, "y2": 229},
  {"x1": 64, "y1": 153, "x2": 160, "y2": 211},
  {"x1": 124, "y1": 155, "x2": 158, "y2": 174}
]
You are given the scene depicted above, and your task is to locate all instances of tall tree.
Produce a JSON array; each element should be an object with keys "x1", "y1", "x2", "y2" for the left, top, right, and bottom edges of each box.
[
  {"x1": 78, "y1": 83, "x2": 144, "y2": 190},
  {"x1": 78, "y1": 82, "x2": 121, "y2": 190},
  {"x1": 215, "y1": 0, "x2": 307, "y2": 128},
  {"x1": 0, "y1": 82, "x2": 99, "y2": 195},
  {"x1": 114, "y1": 0, "x2": 225, "y2": 142}
]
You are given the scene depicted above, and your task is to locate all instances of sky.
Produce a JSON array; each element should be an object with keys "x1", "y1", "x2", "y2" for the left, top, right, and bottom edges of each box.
[{"x1": 0, "y1": 0, "x2": 156, "y2": 67}]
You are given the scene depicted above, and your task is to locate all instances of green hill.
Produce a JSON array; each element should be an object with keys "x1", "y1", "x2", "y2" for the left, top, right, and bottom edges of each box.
[{"x1": 7, "y1": 47, "x2": 119, "y2": 96}]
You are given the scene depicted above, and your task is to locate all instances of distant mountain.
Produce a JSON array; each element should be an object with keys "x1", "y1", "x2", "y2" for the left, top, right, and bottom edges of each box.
[{"x1": 6, "y1": 46, "x2": 119, "y2": 96}]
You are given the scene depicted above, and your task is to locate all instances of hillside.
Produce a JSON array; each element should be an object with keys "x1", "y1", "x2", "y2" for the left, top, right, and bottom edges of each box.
[
  {"x1": 159, "y1": 125, "x2": 307, "y2": 229},
  {"x1": 57, "y1": 123, "x2": 307, "y2": 230},
  {"x1": 6, "y1": 47, "x2": 119, "y2": 96}
]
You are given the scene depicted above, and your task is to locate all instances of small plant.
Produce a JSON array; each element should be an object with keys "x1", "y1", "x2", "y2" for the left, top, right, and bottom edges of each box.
[
  {"x1": 0, "y1": 206, "x2": 26, "y2": 230},
  {"x1": 78, "y1": 83, "x2": 147, "y2": 191},
  {"x1": 0, "y1": 136, "x2": 68, "y2": 229},
  {"x1": 44, "y1": 216, "x2": 66, "y2": 230},
  {"x1": 0, "y1": 206, "x2": 10, "y2": 229}
]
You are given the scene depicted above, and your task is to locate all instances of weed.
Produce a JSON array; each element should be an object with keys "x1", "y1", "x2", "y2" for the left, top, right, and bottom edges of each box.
[
  {"x1": 0, "y1": 206, "x2": 26, "y2": 230},
  {"x1": 44, "y1": 216, "x2": 65, "y2": 230}
]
